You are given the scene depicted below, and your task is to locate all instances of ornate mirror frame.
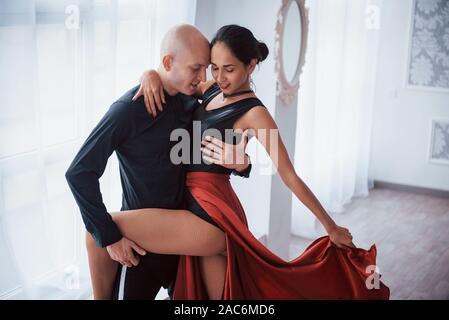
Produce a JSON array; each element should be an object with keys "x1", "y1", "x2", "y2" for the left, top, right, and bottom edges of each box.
[{"x1": 275, "y1": 0, "x2": 309, "y2": 105}]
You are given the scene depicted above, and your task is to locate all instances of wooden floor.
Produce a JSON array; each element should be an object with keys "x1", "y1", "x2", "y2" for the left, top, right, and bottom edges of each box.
[{"x1": 289, "y1": 188, "x2": 449, "y2": 300}]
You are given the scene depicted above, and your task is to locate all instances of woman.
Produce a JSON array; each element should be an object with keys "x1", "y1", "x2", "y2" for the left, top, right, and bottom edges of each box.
[{"x1": 90, "y1": 25, "x2": 390, "y2": 299}]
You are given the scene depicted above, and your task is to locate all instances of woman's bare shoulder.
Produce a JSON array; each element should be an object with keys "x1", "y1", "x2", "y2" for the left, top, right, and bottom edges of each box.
[
  {"x1": 245, "y1": 104, "x2": 271, "y2": 120},
  {"x1": 237, "y1": 104, "x2": 274, "y2": 130}
]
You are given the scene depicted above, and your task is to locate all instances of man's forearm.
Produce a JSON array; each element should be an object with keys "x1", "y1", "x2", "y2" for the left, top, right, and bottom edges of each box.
[
  {"x1": 65, "y1": 100, "x2": 132, "y2": 247},
  {"x1": 66, "y1": 167, "x2": 122, "y2": 248}
]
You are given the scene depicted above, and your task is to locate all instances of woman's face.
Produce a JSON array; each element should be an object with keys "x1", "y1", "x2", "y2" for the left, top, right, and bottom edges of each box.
[{"x1": 210, "y1": 41, "x2": 256, "y2": 95}]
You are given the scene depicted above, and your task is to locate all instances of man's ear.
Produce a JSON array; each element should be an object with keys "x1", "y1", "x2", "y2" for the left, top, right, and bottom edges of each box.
[{"x1": 162, "y1": 55, "x2": 173, "y2": 71}]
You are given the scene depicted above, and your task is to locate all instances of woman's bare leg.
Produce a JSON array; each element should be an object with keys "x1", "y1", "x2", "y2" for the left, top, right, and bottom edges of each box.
[
  {"x1": 112, "y1": 208, "x2": 226, "y2": 256},
  {"x1": 199, "y1": 253, "x2": 227, "y2": 299},
  {"x1": 87, "y1": 208, "x2": 227, "y2": 299},
  {"x1": 85, "y1": 231, "x2": 119, "y2": 299}
]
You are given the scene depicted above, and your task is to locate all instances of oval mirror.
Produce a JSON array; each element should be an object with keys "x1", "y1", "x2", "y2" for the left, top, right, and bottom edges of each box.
[
  {"x1": 282, "y1": 0, "x2": 302, "y2": 84},
  {"x1": 275, "y1": 0, "x2": 309, "y2": 105}
]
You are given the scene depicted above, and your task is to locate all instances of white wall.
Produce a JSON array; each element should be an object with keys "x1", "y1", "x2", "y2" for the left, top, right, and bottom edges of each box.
[
  {"x1": 370, "y1": 0, "x2": 449, "y2": 192},
  {"x1": 195, "y1": 0, "x2": 282, "y2": 237},
  {"x1": 194, "y1": 0, "x2": 216, "y2": 40}
]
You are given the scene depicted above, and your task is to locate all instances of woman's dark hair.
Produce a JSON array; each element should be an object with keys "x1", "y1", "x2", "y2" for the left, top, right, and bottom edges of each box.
[{"x1": 210, "y1": 24, "x2": 269, "y2": 65}]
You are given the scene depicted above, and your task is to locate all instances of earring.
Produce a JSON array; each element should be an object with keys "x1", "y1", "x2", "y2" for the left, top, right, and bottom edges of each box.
[{"x1": 249, "y1": 76, "x2": 256, "y2": 92}]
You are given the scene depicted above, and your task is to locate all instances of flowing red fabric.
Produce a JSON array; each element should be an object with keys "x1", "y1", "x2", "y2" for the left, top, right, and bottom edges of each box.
[{"x1": 173, "y1": 172, "x2": 390, "y2": 299}]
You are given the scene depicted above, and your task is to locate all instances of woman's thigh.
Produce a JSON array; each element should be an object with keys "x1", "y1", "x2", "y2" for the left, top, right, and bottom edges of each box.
[{"x1": 112, "y1": 208, "x2": 226, "y2": 257}]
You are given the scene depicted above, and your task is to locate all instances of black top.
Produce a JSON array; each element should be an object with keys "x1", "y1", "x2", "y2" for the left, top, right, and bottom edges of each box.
[
  {"x1": 65, "y1": 86, "x2": 197, "y2": 247},
  {"x1": 187, "y1": 83, "x2": 265, "y2": 175}
]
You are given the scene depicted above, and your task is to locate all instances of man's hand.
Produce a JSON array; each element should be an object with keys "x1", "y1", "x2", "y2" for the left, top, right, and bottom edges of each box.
[
  {"x1": 201, "y1": 129, "x2": 250, "y2": 171},
  {"x1": 132, "y1": 70, "x2": 165, "y2": 118},
  {"x1": 106, "y1": 237, "x2": 147, "y2": 268}
]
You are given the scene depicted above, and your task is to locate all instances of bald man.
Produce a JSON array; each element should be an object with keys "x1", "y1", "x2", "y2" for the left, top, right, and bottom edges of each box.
[{"x1": 65, "y1": 24, "x2": 250, "y2": 300}]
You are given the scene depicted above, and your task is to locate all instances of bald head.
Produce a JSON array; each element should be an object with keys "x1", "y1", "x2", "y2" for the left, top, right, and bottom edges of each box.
[
  {"x1": 160, "y1": 24, "x2": 209, "y2": 59},
  {"x1": 158, "y1": 24, "x2": 210, "y2": 96}
]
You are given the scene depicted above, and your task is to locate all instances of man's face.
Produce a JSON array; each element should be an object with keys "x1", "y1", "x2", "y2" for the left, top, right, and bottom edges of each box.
[{"x1": 168, "y1": 46, "x2": 210, "y2": 96}]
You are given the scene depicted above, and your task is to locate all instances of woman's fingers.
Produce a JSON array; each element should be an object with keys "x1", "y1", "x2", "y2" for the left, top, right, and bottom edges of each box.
[
  {"x1": 335, "y1": 243, "x2": 348, "y2": 251},
  {"x1": 346, "y1": 230, "x2": 353, "y2": 240},
  {"x1": 146, "y1": 90, "x2": 157, "y2": 117},
  {"x1": 153, "y1": 88, "x2": 163, "y2": 112},
  {"x1": 143, "y1": 95, "x2": 154, "y2": 117},
  {"x1": 202, "y1": 144, "x2": 222, "y2": 157},
  {"x1": 341, "y1": 241, "x2": 356, "y2": 250},
  {"x1": 132, "y1": 87, "x2": 143, "y2": 101},
  {"x1": 160, "y1": 86, "x2": 166, "y2": 104},
  {"x1": 201, "y1": 147, "x2": 218, "y2": 159},
  {"x1": 329, "y1": 226, "x2": 356, "y2": 250},
  {"x1": 202, "y1": 154, "x2": 220, "y2": 165},
  {"x1": 202, "y1": 150, "x2": 220, "y2": 162},
  {"x1": 201, "y1": 142, "x2": 223, "y2": 157},
  {"x1": 204, "y1": 136, "x2": 224, "y2": 149}
]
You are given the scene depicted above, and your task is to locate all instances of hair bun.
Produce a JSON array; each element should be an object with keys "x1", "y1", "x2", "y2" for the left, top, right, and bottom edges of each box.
[
  {"x1": 211, "y1": 25, "x2": 269, "y2": 65},
  {"x1": 257, "y1": 41, "x2": 269, "y2": 62}
]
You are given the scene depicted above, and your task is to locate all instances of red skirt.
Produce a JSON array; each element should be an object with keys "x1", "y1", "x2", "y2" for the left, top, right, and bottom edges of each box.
[{"x1": 172, "y1": 172, "x2": 390, "y2": 299}]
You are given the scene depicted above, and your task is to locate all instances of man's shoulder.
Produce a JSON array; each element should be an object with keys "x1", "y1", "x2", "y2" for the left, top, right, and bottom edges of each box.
[
  {"x1": 109, "y1": 86, "x2": 199, "y2": 117},
  {"x1": 114, "y1": 85, "x2": 140, "y2": 106},
  {"x1": 178, "y1": 93, "x2": 199, "y2": 113},
  {"x1": 107, "y1": 85, "x2": 142, "y2": 117}
]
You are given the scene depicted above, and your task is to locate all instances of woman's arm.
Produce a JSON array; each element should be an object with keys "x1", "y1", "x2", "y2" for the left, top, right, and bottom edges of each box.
[
  {"x1": 132, "y1": 70, "x2": 166, "y2": 117},
  {"x1": 133, "y1": 70, "x2": 215, "y2": 117},
  {"x1": 239, "y1": 106, "x2": 355, "y2": 249}
]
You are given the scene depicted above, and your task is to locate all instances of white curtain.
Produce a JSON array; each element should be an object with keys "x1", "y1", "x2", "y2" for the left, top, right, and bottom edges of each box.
[
  {"x1": 0, "y1": 0, "x2": 196, "y2": 299},
  {"x1": 292, "y1": 0, "x2": 382, "y2": 238}
]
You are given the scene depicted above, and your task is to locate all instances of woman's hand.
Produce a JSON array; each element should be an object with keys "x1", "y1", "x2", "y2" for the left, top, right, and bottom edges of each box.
[
  {"x1": 328, "y1": 225, "x2": 356, "y2": 250},
  {"x1": 132, "y1": 70, "x2": 166, "y2": 118},
  {"x1": 201, "y1": 130, "x2": 250, "y2": 171}
]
